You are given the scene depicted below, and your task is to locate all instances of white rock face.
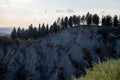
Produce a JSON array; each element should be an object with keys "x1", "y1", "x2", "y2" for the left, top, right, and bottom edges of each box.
[{"x1": 0, "y1": 26, "x2": 120, "y2": 80}]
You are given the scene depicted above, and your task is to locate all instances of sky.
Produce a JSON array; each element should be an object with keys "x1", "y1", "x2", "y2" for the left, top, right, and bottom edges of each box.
[{"x1": 0, "y1": 0, "x2": 120, "y2": 27}]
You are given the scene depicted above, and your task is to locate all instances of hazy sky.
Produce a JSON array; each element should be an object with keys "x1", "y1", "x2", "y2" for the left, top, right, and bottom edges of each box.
[{"x1": 0, "y1": 0, "x2": 120, "y2": 27}]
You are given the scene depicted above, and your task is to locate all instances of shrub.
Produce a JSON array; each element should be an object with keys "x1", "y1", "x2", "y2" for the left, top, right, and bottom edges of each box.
[
  {"x1": 82, "y1": 48, "x2": 93, "y2": 67},
  {"x1": 75, "y1": 59, "x2": 120, "y2": 80}
]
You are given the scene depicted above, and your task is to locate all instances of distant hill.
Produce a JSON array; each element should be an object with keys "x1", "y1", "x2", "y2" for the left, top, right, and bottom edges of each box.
[{"x1": 0, "y1": 27, "x2": 13, "y2": 35}]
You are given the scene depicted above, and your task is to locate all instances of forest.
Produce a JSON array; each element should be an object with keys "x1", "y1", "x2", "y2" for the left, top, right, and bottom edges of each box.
[{"x1": 11, "y1": 12, "x2": 120, "y2": 40}]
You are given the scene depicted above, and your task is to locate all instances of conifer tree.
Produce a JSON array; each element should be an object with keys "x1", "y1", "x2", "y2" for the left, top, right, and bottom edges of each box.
[
  {"x1": 113, "y1": 15, "x2": 118, "y2": 27},
  {"x1": 64, "y1": 16, "x2": 68, "y2": 28},
  {"x1": 17, "y1": 27, "x2": 21, "y2": 38},
  {"x1": 81, "y1": 15, "x2": 85, "y2": 25},
  {"x1": 11, "y1": 27, "x2": 17, "y2": 39},
  {"x1": 86, "y1": 12, "x2": 92, "y2": 25},
  {"x1": 68, "y1": 16, "x2": 73, "y2": 27},
  {"x1": 93, "y1": 14, "x2": 99, "y2": 25}
]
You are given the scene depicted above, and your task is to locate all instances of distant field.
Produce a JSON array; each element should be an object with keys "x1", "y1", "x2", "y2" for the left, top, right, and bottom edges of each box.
[{"x1": 0, "y1": 27, "x2": 13, "y2": 35}]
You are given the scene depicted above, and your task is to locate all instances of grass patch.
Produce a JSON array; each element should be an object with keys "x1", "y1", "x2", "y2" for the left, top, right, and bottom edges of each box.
[{"x1": 75, "y1": 59, "x2": 120, "y2": 80}]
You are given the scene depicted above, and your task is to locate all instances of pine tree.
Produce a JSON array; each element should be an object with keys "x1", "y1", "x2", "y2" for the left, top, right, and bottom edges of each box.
[
  {"x1": 81, "y1": 15, "x2": 85, "y2": 25},
  {"x1": 17, "y1": 27, "x2": 21, "y2": 38},
  {"x1": 113, "y1": 15, "x2": 118, "y2": 27},
  {"x1": 86, "y1": 12, "x2": 92, "y2": 25},
  {"x1": 93, "y1": 14, "x2": 99, "y2": 25},
  {"x1": 68, "y1": 16, "x2": 73, "y2": 27},
  {"x1": 53, "y1": 21, "x2": 58, "y2": 33},
  {"x1": 46, "y1": 24, "x2": 49, "y2": 35},
  {"x1": 64, "y1": 16, "x2": 68, "y2": 28},
  {"x1": 38, "y1": 24, "x2": 42, "y2": 37},
  {"x1": 11, "y1": 27, "x2": 17, "y2": 39},
  {"x1": 76, "y1": 16, "x2": 80, "y2": 26},
  {"x1": 57, "y1": 17, "x2": 61, "y2": 27},
  {"x1": 21, "y1": 28, "x2": 25, "y2": 39},
  {"x1": 41, "y1": 23, "x2": 46, "y2": 37},
  {"x1": 73, "y1": 15, "x2": 77, "y2": 26},
  {"x1": 61, "y1": 17, "x2": 65, "y2": 29},
  {"x1": 33, "y1": 27, "x2": 38, "y2": 39},
  {"x1": 106, "y1": 15, "x2": 112, "y2": 26},
  {"x1": 102, "y1": 17, "x2": 106, "y2": 26},
  {"x1": 28, "y1": 24, "x2": 34, "y2": 39},
  {"x1": 50, "y1": 25, "x2": 53, "y2": 34}
]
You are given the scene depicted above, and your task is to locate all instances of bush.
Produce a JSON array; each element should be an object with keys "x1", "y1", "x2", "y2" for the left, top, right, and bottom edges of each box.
[{"x1": 75, "y1": 59, "x2": 120, "y2": 80}]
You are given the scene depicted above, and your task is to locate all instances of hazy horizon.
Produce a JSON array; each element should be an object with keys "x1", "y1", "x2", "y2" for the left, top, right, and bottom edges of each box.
[{"x1": 0, "y1": 0, "x2": 120, "y2": 27}]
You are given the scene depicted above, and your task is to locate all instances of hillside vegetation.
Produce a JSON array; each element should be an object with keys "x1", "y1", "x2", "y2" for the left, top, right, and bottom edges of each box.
[
  {"x1": 75, "y1": 59, "x2": 120, "y2": 80},
  {"x1": 0, "y1": 26, "x2": 120, "y2": 80}
]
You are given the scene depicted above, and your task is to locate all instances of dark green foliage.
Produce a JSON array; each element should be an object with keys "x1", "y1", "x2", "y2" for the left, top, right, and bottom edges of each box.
[
  {"x1": 50, "y1": 25, "x2": 53, "y2": 34},
  {"x1": 46, "y1": 24, "x2": 49, "y2": 35},
  {"x1": 102, "y1": 15, "x2": 112, "y2": 26},
  {"x1": 11, "y1": 27, "x2": 17, "y2": 39},
  {"x1": 81, "y1": 15, "x2": 85, "y2": 25},
  {"x1": 106, "y1": 15, "x2": 112, "y2": 26},
  {"x1": 41, "y1": 23, "x2": 46, "y2": 37},
  {"x1": 53, "y1": 21, "x2": 59, "y2": 33},
  {"x1": 10, "y1": 13, "x2": 119, "y2": 40},
  {"x1": 38, "y1": 24, "x2": 42, "y2": 37},
  {"x1": 58, "y1": 67, "x2": 65, "y2": 80},
  {"x1": 86, "y1": 12, "x2": 92, "y2": 25},
  {"x1": 14, "y1": 67, "x2": 29, "y2": 80},
  {"x1": 33, "y1": 27, "x2": 38, "y2": 39},
  {"x1": 28, "y1": 24, "x2": 34, "y2": 38},
  {"x1": 82, "y1": 48, "x2": 93, "y2": 67},
  {"x1": 61, "y1": 17, "x2": 66, "y2": 29},
  {"x1": 16, "y1": 27, "x2": 22, "y2": 38},
  {"x1": 68, "y1": 16, "x2": 73, "y2": 27},
  {"x1": 64, "y1": 16, "x2": 68, "y2": 28},
  {"x1": 73, "y1": 15, "x2": 80, "y2": 26},
  {"x1": 93, "y1": 14, "x2": 99, "y2": 25},
  {"x1": 0, "y1": 61, "x2": 7, "y2": 80},
  {"x1": 102, "y1": 17, "x2": 106, "y2": 26},
  {"x1": 113, "y1": 15, "x2": 118, "y2": 27}
]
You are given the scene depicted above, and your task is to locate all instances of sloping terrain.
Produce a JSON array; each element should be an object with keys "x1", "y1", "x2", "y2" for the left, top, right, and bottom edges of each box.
[{"x1": 0, "y1": 26, "x2": 120, "y2": 80}]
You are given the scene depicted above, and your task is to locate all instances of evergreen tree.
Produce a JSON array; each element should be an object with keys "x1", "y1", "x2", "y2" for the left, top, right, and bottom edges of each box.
[
  {"x1": 24, "y1": 30, "x2": 29, "y2": 40},
  {"x1": 38, "y1": 24, "x2": 42, "y2": 37},
  {"x1": 11, "y1": 27, "x2": 17, "y2": 39},
  {"x1": 68, "y1": 16, "x2": 73, "y2": 27},
  {"x1": 53, "y1": 21, "x2": 58, "y2": 33},
  {"x1": 16, "y1": 27, "x2": 21, "y2": 38},
  {"x1": 76, "y1": 16, "x2": 80, "y2": 26},
  {"x1": 28, "y1": 24, "x2": 34, "y2": 39},
  {"x1": 57, "y1": 17, "x2": 61, "y2": 27},
  {"x1": 41, "y1": 23, "x2": 46, "y2": 37},
  {"x1": 106, "y1": 15, "x2": 112, "y2": 26},
  {"x1": 61, "y1": 17, "x2": 65, "y2": 29},
  {"x1": 93, "y1": 14, "x2": 99, "y2": 25},
  {"x1": 119, "y1": 16, "x2": 120, "y2": 27},
  {"x1": 46, "y1": 24, "x2": 49, "y2": 35},
  {"x1": 113, "y1": 15, "x2": 118, "y2": 27},
  {"x1": 86, "y1": 12, "x2": 92, "y2": 25},
  {"x1": 81, "y1": 15, "x2": 85, "y2": 25},
  {"x1": 64, "y1": 16, "x2": 68, "y2": 28},
  {"x1": 33, "y1": 27, "x2": 38, "y2": 39},
  {"x1": 73, "y1": 15, "x2": 77, "y2": 26},
  {"x1": 21, "y1": 28, "x2": 25, "y2": 39},
  {"x1": 50, "y1": 25, "x2": 53, "y2": 34},
  {"x1": 102, "y1": 17, "x2": 106, "y2": 26}
]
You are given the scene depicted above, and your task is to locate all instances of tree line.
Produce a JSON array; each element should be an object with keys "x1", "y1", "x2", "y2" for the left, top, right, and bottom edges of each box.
[{"x1": 11, "y1": 12, "x2": 120, "y2": 40}]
